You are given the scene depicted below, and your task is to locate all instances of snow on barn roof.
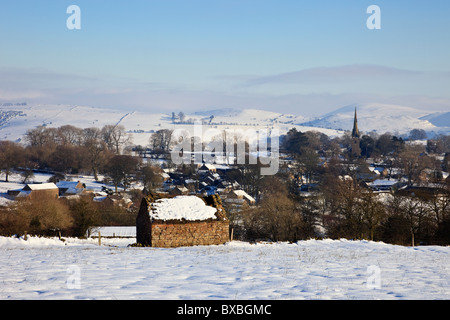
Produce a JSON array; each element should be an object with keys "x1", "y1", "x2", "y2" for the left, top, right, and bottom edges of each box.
[
  {"x1": 149, "y1": 196, "x2": 217, "y2": 221},
  {"x1": 23, "y1": 183, "x2": 58, "y2": 191}
]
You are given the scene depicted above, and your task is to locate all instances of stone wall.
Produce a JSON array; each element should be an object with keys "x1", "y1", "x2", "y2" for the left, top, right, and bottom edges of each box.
[{"x1": 151, "y1": 220, "x2": 229, "y2": 248}]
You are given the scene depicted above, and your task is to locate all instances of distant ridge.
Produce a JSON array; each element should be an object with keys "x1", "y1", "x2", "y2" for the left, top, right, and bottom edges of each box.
[
  {"x1": 0, "y1": 103, "x2": 449, "y2": 142},
  {"x1": 193, "y1": 108, "x2": 239, "y2": 117},
  {"x1": 300, "y1": 103, "x2": 450, "y2": 136},
  {"x1": 420, "y1": 112, "x2": 450, "y2": 128}
]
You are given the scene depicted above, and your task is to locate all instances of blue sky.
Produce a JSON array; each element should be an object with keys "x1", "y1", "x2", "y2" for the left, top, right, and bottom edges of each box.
[{"x1": 0, "y1": 0, "x2": 449, "y2": 116}]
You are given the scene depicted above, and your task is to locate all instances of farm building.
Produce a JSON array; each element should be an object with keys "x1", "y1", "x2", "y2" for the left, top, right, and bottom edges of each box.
[
  {"x1": 56, "y1": 180, "x2": 86, "y2": 196},
  {"x1": 8, "y1": 183, "x2": 59, "y2": 200},
  {"x1": 136, "y1": 193, "x2": 229, "y2": 248}
]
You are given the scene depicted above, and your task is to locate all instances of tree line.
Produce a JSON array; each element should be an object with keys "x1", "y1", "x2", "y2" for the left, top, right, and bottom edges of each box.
[
  {"x1": 0, "y1": 124, "x2": 164, "y2": 238},
  {"x1": 0, "y1": 124, "x2": 164, "y2": 192},
  {"x1": 235, "y1": 166, "x2": 450, "y2": 246},
  {"x1": 229, "y1": 129, "x2": 450, "y2": 246},
  {"x1": 0, "y1": 193, "x2": 140, "y2": 238},
  {"x1": 1, "y1": 123, "x2": 450, "y2": 245}
]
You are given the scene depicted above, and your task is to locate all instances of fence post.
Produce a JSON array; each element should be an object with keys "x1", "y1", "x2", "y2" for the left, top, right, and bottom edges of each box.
[{"x1": 98, "y1": 231, "x2": 101, "y2": 246}]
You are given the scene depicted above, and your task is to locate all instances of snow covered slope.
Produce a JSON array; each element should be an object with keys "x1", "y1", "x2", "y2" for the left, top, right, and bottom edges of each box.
[
  {"x1": 0, "y1": 104, "x2": 342, "y2": 144},
  {"x1": 0, "y1": 103, "x2": 448, "y2": 144},
  {"x1": 0, "y1": 104, "x2": 170, "y2": 143},
  {"x1": 421, "y1": 111, "x2": 450, "y2": 128},
  {"x1": 0, "y1": 236, "x2": 449, "y2": 299},
  {"x1": 194, "y1": 108, "x2": 308, "y2": 126},
  {"x1": 302, "y1": 103, "x2": 450, "y2": 136}
]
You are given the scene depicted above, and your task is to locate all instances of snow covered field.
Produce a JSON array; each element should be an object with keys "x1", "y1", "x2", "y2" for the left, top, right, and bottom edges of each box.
[{"x1": 0, "y1": 236, "x2": 448, "y2": 300}]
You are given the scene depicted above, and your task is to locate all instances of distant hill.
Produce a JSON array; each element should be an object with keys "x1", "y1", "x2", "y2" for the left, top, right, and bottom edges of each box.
[
  {"x1": 0, "y1": 104, "x2": 341, "y2": 144},
  {"x1": 0, "y1": 103, "x2": 448, "y2": 144},
  {"x1": 420, "y1": 112, "x2": 450, "y2": 128},
  {"x1": 301, "y1": 103, "x2": 450, "y2": 137}
]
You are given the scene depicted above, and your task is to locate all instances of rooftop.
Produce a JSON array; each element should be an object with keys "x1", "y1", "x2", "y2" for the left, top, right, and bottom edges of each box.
[
  {"x1": 23, "y1": 183, "x2": 58, "y2": 191},
  {"x1": 149, "y1": 196, "x2": 217, "y2": 222}
]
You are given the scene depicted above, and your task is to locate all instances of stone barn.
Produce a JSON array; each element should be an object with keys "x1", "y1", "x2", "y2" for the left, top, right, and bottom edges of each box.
[
  {"x1": 15, "y1": 183, "x2": 59, "y2": 200},
  {"x1": 136, "y1": 193, "x2": 229, "y2": 248}
]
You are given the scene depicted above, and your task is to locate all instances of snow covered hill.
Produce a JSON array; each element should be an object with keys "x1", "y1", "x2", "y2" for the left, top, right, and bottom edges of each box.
[
  {"x1": 0, "y1": 104, "x2": 342, "y2": 144},
  {"x1": 0, "y1": 104, "x2": 172, "y2": 144},
  {"x1": 421, "y1": 111, "x2": 450, "y2": 128},
  {"x1": 0, "y1": 103, "x2": 448, "y2": 144},
  {"x1": 0, "y1": 236, "x2": 449, "y2": 300},
  {"x1": 301, "y1": 103, "x2": 450, "y2": 137}
]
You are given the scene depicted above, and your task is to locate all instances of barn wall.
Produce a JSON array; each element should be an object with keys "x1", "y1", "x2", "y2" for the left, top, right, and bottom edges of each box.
[
  {"x1": 29, "y1": 189, "x2": 59, "y2": 201},
  {"x1": 151, "y1": 220, "x2": 229, "y2": 248}
]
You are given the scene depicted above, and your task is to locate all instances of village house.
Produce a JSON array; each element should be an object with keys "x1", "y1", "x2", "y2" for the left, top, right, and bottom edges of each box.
[
  {"x1": 93, "y1": 192, "x2": 134, "y2": 209},
  {"x1": 368, "y1": 166, "x2": 389, "y2": 178},
  {"x1": 225, "y1": 189, "x2": 256, "y2": 206},
  {"x1": 169, "y1": 185, "x2": 189, "y2": 196},
  {"x1": 216, "y1": 180, "x2": 240, "y2": 193},
  {"x1": 198, "y1": 163, "x2": 217, "y2": 174},
  {"x1": 367, "y1": 179, "x2": 401, "y2": 192},
  {"x1": 56, "y1": 180, "x2": 85, "y2": 196}
]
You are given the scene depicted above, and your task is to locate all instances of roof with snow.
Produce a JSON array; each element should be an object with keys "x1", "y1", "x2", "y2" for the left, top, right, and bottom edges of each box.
[
  {"x1": 23, "y1": 183, "x2": 58, "y2": 191},
  {"x1": 229, "y1": 190, "x2": 255, "y2": 203},
  {"x1": 198, "y1": 163, "x2": 216, "y2": 170},
  {"x1": 149, "y1": 196, "x2": 218, "y2": 222},
  {"x1": 56, "y1": 181, "x2": 85, "y2": 195},
  {"x1": 369, "y1": 179, "x2": 399, "y2": 186}
]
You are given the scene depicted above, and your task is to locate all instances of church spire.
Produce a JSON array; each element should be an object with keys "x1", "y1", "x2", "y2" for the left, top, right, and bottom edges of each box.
[{"x1": 352, "y1": 107, "x2": 360, "y2": 138}]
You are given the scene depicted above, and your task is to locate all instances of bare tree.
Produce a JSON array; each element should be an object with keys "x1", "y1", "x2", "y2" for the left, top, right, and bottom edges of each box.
[
  {"x1": 57, "y1": 125, "x2": 83, "y2": 146},
  {"x1": 0, "y1": 141, "x2": 25, "y2": 182},
  {"x1": 243, "y1": 191, "x2": 303, "y2": 242},
  {"x1": 359, "y1": 191, "x2": 386, "y2": 241},
  {"x1": 140, "y1": 164, "x2": 163, "y2": 192},
  {"x1": 101, "y1": 124, "x2": 130, "y2": 154},
  {"x1": 105, "y1": 155, "x2": 141, "y2": 193},
  {"x1": 149, "y1": 129, "x2": 173, "y2": 153},
  {"x1": 25, "y1": 126, "x2": 54, "y2": 147},
  {"x1": 82, "y1": 127, "x2": 110, "y2": 181},
  {"x1": 321, "y1": 174, "x2": 365, "y2": 239},
  {"x1": 396, "y1": 145, "x2": 433, "y2": 186},
  {"x1": 12, "y1": 195, "x2": 73, "y2": 235}
]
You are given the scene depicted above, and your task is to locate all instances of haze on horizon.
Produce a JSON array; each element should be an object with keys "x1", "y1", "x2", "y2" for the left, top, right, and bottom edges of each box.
[{"x1": 0, "y1": 0, "x2": 449, "y2": 118}]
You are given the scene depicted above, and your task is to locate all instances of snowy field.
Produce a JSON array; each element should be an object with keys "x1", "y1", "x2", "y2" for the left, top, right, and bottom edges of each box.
[{"x1": 0, "y1": 236, "x2": 449, "y2": 300}]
